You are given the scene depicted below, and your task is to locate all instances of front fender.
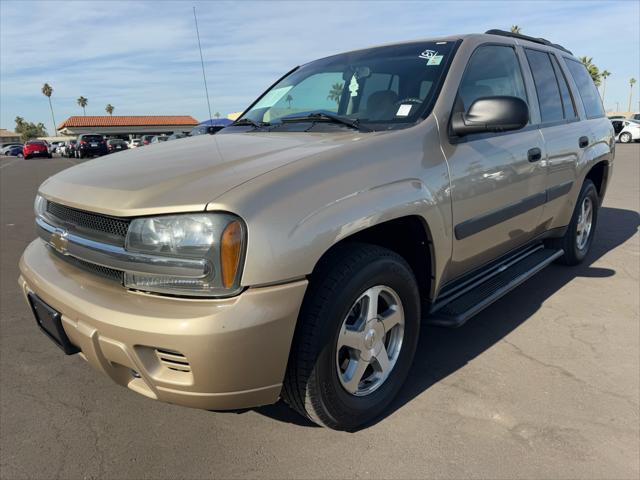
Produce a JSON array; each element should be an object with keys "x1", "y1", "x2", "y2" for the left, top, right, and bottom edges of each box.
[{"x1": 208, "y1": 124, "x2": 452, "y2": 289}]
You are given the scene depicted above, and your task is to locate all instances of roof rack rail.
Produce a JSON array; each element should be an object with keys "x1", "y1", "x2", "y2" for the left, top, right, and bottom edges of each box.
[{"x1": 484, "y1": 29, "x2": 573, "y2": 55}]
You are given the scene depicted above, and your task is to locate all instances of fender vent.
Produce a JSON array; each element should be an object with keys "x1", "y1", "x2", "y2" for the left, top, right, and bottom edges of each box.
[{"x1": 155, "y1": 349, "x2": 191, "y2": 372}]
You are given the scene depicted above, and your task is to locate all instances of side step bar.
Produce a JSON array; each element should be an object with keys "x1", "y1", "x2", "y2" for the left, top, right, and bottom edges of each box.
[{"x1": 426, "y1": 244, "x2": 563, "y2": 328}]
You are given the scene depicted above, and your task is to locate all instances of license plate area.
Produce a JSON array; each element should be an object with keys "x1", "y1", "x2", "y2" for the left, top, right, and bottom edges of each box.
[{"x1": 28, "y1": 293, "x2": 79, "y2": 355}]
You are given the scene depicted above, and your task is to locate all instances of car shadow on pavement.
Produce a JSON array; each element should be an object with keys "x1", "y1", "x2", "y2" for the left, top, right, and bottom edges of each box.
[{"x1": 253, "y1": 207, "x2": 639, "y2": 430}]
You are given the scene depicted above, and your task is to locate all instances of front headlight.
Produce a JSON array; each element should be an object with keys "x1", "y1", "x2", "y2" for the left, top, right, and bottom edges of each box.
[
  {"x1": 34, "y1": 194, "x2": 47, "y2": 217},
  {"x1": 124, "y1": 213, "x2": 246, "y2": 297}
]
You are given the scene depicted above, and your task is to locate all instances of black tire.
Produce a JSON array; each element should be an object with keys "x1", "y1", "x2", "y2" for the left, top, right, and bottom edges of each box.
[
  {"x1": 282, "y1": 243, "x2": 420, "y2": 430},
  {"x1": 619, "y1": 132, "x2": 632, "y2": 143},
  {"x1": 547, "y1": 179, "x2": 599, "y2": 265}
]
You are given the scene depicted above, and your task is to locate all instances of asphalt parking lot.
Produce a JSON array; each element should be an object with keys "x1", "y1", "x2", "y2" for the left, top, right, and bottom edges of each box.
[{"x1": 0, "y1": 146, "x2": 638, "y2": 479}]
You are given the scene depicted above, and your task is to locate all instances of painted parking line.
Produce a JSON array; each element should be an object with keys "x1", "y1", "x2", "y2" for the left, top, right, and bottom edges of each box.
[{"x1": 0, "y1": 159, "x2": 19, "y2": 169}]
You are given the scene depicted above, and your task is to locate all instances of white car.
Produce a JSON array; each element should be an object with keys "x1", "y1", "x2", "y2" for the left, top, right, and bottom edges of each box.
[
  {"x1": 612, "y1": 119, "x2": 640, "y2": 143},
  {"x1": 128, "y1": 138, "x2": 142, "y2": 149}
]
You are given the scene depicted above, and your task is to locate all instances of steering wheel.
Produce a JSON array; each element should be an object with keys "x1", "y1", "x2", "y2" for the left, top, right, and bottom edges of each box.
[{"x1": 394, "y1": 97, "x2": 423, "y2": 106}]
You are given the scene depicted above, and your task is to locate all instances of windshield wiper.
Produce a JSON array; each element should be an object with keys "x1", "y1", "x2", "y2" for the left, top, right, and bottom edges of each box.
[
  {"x1": 231, "y1": 118, "x2": 269, "y2": 128},
  {"x1": 278, "y1": 112, "x2": 371, "y2": 132}
]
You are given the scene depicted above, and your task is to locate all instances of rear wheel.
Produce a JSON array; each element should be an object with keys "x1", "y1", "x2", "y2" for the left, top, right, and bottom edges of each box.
[
  {"x1": 283, "y1": 243, "x2": 420, "y2": 430},
  {"x1": 547, "y1": 179, "x2": 599, "y2": 265},
  {"x1": 619, "y1": 132, "x2": 632, "y2": 143}
]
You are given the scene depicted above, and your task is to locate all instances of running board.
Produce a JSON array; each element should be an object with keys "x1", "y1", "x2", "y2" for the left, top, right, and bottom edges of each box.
[{"x1": 426, "y1": 244, "x2": 563, "y2": 328}]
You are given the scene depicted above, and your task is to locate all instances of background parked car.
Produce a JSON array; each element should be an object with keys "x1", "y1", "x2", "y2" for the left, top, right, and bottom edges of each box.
[
  {"x1": 62, "y1": 140, "x2": 77, "y2": 157},
  {"x1": 75, "y1": 134, "x2": 107, "y2": 158},
  {"x1": 150, "y1": 135, "x2": 168, "y2": 144},
  {"x1": 128, "y1": 138, "x2": 142, "y2": 149},
  {"x1": 140, "y1": 135, "x2": 155, "y2": 146},
  {"x1": 48, "y1": 141, "x2": 63, "y2": 155},
  {"x1": 106, "y1": 139, "x2": 129, "y2": 153},
  {"x1": 166, "y1": 132, "x2": 187, "y2": 141},
  {"x1": 4, "y1": 145, "x2": 24, "y2": 157},
  {"x1": 23, "y1": 140, "x2": 51, "y2": 159},
  {"x1": 190, "y1": 125, "x2": 223, "y2": 136},
  {"x1": 1, "y1": 143, "x2": 23, "y2": 155},
  {"x1": 613, "y1": 119, "x2": 640, "y2": 143}
]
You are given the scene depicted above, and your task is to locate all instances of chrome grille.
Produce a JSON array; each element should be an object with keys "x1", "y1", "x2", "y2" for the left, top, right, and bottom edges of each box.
[
  {"x1": 51, "y1": 250, "x2": 124, "y2": 283},
  {"x1": 46, "y1": 201, "x2": 130, "y2": 244}
]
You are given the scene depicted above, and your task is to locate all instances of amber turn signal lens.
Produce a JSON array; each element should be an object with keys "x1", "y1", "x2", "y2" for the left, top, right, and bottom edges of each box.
[{"x1": 220, "y1": 221, "x2": 243, "y2": 288}]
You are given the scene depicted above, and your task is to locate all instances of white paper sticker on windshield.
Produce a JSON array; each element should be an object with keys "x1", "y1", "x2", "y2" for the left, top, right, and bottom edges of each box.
[
  {"x1": 419, "y1": 49, "x2": 437, "y2": 60},
  {"x1": 427, "y1": 55, "x2": 443, "y2": 66},
  {"x1": 253, "y1": 86, "x2": 293, "y2": 109},
  {"x1": 396, "y1": 104, "x2": 412, "y2": 117}
]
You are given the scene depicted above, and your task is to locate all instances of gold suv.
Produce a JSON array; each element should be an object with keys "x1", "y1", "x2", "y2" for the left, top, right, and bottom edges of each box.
[{"x1": 20, "y1": 30, "x2": 614, "y2": 430}]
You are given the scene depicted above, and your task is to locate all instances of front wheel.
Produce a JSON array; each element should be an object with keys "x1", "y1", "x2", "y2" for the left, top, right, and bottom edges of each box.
[
  {"x1": 547, "y1": 179, "x2": 599, "y2": 265},
  {"x1": 283, "y1": 243, "x2": 420, "y2": 430},
  {"x1": 619, "y1": 132, "x2": 632, "y2": 143}
]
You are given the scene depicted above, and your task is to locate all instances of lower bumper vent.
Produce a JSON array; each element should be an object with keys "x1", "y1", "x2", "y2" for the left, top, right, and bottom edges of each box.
[{"x1": 155, "y1": 349, "x2": 191, "y2": 372}]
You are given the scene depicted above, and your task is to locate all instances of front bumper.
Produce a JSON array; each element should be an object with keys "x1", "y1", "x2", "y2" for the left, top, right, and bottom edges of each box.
[{"x1": 19, "y1": 239, "x2": 307, "y2": 410}]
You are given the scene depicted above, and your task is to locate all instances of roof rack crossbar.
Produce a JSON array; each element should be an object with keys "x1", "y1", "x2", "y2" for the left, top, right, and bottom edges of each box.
[{"x1": 484, "y1": 29, "x2": 573, "y2": 55}]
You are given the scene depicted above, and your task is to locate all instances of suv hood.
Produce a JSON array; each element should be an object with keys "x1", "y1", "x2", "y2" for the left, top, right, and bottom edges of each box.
[{"x1": 39, "y1": 132, "x2": 362, "y2": 217}]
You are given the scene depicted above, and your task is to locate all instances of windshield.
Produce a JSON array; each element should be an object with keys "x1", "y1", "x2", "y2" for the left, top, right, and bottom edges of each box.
[{"x1": 240, "y1": 40, "x2": 456, "y2": 131}]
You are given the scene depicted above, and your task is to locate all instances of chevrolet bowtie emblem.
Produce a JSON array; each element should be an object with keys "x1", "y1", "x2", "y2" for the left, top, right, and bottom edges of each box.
[{"x1": 50, "y1": 229, "x2": 69, "y2": 254}]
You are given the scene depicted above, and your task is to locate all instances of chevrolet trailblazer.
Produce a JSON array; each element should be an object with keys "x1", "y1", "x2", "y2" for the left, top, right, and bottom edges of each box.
[{"x1": 20, "y1": 30, "x2": 613, "y2": 430}]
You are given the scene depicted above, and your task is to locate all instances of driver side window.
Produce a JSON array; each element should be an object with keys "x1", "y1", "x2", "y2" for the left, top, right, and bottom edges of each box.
[{"x1": 457, "y1": 45, "x2": 528, "y2": 112}]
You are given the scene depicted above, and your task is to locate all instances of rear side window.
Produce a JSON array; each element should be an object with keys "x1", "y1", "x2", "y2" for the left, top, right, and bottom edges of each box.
[
  {"x1": 457, "y1": 45, "x2": 527, "y2": 111},
  {"x1": 82, "y1": 135, "x2": 103, "y2": 142},
  {"x1": 565, "y1": 59, "x2": 605, "y2": 118},
  {"x1": 524, "y1": 49, "x2": 563, "y2": 123},
  {"x1": 550, "y1": 56, "x2": 577, "y2": 119}
]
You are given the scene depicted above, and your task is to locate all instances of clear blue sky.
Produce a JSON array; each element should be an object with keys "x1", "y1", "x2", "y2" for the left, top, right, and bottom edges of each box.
[{"x1": 1, "y1": 0, "x2": 639, "y2": 133}]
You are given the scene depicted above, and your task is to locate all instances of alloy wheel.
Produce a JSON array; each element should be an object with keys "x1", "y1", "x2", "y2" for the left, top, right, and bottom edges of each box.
[
  {"x1": 335, "y1": 285, "x2": 405, "y2": 397},
  {"x1": 576, "y1": 196, "x2": 593, "y2": 250}
]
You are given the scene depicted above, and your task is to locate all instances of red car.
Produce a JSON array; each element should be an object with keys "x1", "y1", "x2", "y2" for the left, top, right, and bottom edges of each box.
[{"x1": 23, "y1": 140, "x2": 52, "y2": 159}]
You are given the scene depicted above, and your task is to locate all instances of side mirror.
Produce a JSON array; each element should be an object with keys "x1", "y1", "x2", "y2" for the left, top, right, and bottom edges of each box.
[{"x1": 451, "y1": 96, "x2": 529, "y2": 136}]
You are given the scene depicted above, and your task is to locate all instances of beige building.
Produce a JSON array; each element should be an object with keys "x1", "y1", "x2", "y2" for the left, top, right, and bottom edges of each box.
[{"x1": 0, "y1": 128, "x2": 20, "y2": 145}]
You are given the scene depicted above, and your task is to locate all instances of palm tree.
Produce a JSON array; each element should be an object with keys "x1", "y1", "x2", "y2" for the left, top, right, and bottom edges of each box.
[
  {"x1": 510, "y1": 25, "x2": 522, "y2": 34},
  {"x1": 600, "y1": 70, "x2": 611, "y2": 105},
  {"x1": 214, "y1": 112, "x2": 221, "y2": 118},
  {"x1": 285, "y1": 94, "x2": 293, "y2": 109},
  {"x1": 105, "y1": 104, "x2": 114, "y2": 115},
  {"x1": 579, "y1": 56, "x2": 601, "y2": 87},
  {"x1": 327, "y1": 83, "x2": 344, "y2": 105},
  {"x1": 77, "y1": 96, "x2": 88, "y2": 115},
  {"x1": 41, "y1": 83, "x2": 57, "y2": 135},
  {"x1": 629, "y1": 78, "x2": 637, "y2": 112}
]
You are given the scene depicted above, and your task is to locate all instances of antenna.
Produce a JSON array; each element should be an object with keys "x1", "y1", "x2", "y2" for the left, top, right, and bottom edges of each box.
[{"x1": 193, "y1": 6, "x2": 213, "y2": 126}]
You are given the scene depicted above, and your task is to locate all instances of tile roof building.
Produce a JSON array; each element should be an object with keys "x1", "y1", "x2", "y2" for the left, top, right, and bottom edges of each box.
[
  {"x1": 57, "y1": 115, "x2": 199, "y2": 138},
  {"x1": 1, "y1": 128, "x2": 20, "y2": 145}
]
